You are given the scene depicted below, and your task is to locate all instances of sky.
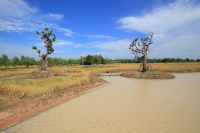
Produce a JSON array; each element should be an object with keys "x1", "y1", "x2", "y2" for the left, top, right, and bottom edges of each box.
[{"x1": 0, "y1": 0, "x2": 200, "y2": 60}]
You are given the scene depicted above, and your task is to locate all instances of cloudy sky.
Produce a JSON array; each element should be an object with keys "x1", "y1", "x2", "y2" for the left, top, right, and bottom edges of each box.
[{"x1": 0, "y1": 0, "x2": 200, "y2": 60}]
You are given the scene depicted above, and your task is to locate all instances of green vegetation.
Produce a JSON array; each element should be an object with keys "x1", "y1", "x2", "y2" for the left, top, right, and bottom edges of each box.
[
  {"x1": 1, "y1": 54, "x2": 10, "y2": 68},
  {"x1": 0, "y1": 54, "x2": 200, "y2": 70},
  {"x1": 33, "y1": 27, "x2": 56, "y2": 71}
]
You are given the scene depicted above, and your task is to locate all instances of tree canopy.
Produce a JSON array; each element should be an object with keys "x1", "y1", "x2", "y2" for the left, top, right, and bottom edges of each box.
[
  {"x1": 32, "y1": 27, "x2": 56, "y2": 70},
  {"x1": 129, "y1": 33, "x2": 153, "y2": 72}
]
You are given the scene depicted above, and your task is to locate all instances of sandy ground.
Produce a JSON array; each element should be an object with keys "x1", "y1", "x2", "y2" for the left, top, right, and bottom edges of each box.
[{"x1": 0, "y1": 81, "x2": 110, "y2": 131}]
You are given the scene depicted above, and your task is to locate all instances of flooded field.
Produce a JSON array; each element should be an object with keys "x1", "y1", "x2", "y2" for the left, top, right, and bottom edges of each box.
[
  {"x1": 0, "y1": 75, "x2": 25, "y2": 83},
  {"x1": 3, "y1": 73, "x2": 200, "y2": 133}
]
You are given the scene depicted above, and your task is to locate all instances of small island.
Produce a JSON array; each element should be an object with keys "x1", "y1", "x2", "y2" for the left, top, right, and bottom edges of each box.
[{"x1": 122, "y1": 71, "x2": 175, "y2": 79}]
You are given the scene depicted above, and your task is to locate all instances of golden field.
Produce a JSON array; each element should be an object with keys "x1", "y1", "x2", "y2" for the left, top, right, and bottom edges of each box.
[
  {"x1": 0, "y1": 63, "x2": 200, "y2": 98},
  {"x1": 0, "y1": 65, "x2": 38, "y2": 78}
]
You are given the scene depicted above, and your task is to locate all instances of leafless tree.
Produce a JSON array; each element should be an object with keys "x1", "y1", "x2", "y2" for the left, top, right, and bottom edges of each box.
[{"x1": 129, "y1": 33, "x2": 153, "y2": 72}]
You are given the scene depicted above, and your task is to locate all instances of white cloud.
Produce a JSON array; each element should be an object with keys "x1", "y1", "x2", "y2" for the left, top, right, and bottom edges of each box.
[
  {"x1": 117, "y1": 0, "x2": 200, "y2": 59},
  {"x1": 74, "y1": 44, "x2": 82, "y2": 47},
  {"x1": 54, "y1": 40, "x2": 74, "y2": 46},
  {"x1": 117, "y1": 0, "x2": 200, "y2": 34},
  {"x1": 80, "y1": 35, "x2": 119, "y2": 40},
  {"x1": 54, "y1": 50, "x2": 71, "y2": 53},
  {"x1": 57, "y1": 27, "x2": 76, "y2": 37},
  {"x1": 96, "y1": 51, "x2": 133, "y2": 60},
  {"x1": 43, "y1": 13, "x2": 64, "y2": 20},
  {"x1": 88, "y1": 39, "x2": 131, "y2": 52},
  {"x1": 0, "y1": 18, "x2": 75, "y2": 39},
  {"x1": 0, "y1": 0, "x2": 37, "y2": 18},
  {"x1": 36, "y1": 40, "x2": 74, "y2": 47},
  {"x1": 0, "y1": 0, "x2": 75, "y2": 37},
  {"x1": 0, "y1": 17, "x2": 75, "y2": 37}
]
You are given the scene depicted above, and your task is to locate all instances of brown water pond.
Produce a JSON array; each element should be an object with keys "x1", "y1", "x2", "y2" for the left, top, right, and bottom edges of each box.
[{"x1": 3, "y1": 73, "x2": 200, "y2": 133}]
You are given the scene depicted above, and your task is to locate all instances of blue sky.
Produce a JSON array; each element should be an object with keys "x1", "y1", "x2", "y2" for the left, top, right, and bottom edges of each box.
[{"x1": 0, "y1": 0, "x2": 200, "y2": 60}]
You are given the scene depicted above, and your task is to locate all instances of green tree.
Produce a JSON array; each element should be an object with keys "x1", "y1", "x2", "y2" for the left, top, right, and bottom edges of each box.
[
  {"x1": 189, "y1": 59, "x2": 194, "y2": 62},
  {"x1": 30, "y1": 57, "x2": 36, "y2": 65},
  {"x1": 85, "y1": 54, "x2": 94, "y2": 65},
  {"x1": 2, "y1": 54, "x2": 10, "y2": 68},
  {"x1": 59, "y1": 58, "x2": 66, "y2": 65},
  {"x1": 94, "y1": 55, "x2": 102, "y2": 64},
  {"x1": 102, "y1": 58, "x2": 109, "y2": 64},
  {"x1": 24, "y1": 56, "x2": 31, "y2": 68},
  {"x1": 53, "y1": 57, "x2": 60, "y2": 65},
  {"x1": 79, "y1": 56, "x2": 84, "y2": 65},
  {"x1": 37, "y1": 60, "x2": 41, "y2": 66},
  {"x1": 157, "y1": 59, "x2": 162, "y2": 63},
  {"x1": 162, "y1": 58, "x2": 172, "y2": 62},
  {"x1": 68, "y1": 58, "x2": 75, "y2": 66},
  {"x1": 185, "y1": 58, "x2": 190, "y2": 62},
  {"x1": 20, "y1": 55, "x2": 26, "y2": 66},
  {"x1": 129, "y1": 33, "x2": 153, "y2": 72},
  {"x1": 11, "y1": 56, "x2": 20, "y2": 66},
  {"x1": 47, "y1": 57, "x2": 54, "y2": 65},
  {"x1": 176, "y1": 58, "x2": 183, "y2": 62},
  {"x1": 32, "y1": 27, "x2": 56, "y2": 70},
  {"x1": 63, "y1": 59, "x2": 68, "y2": 65}
]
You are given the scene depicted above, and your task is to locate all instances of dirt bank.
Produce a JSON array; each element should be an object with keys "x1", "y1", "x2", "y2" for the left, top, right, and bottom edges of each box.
[{"x1": 0, "y1": 81, "x2": 110, "y2": 131}]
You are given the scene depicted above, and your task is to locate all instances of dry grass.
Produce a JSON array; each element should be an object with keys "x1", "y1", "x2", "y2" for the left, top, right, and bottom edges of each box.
[
  {"x1": 0, "y1": 63, "x2": 200, "y2": 99},
  {"x1": 0, "y1": 71, "x2": 92, "y2": 98},
  {"x1": 150, "y1": 63, "x2": 200, "y2": 72},
  {"x1": 0, "y1": 66, "x2": 38, "y2": 78},
  {"x1": 0, "y1": 65, "x2": 38, "y2": 69},
  {"x1": 122, "y1": 71, "x2": 175, "y2": 79}
]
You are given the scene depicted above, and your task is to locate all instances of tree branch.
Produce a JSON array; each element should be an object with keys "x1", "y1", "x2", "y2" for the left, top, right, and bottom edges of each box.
[{"x1": 148, "y1": 50, "x2": 153, "y2": 54}]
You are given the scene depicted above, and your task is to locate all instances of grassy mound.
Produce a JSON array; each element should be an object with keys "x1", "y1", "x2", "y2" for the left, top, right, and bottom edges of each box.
[
  {"x1": 83, "y1": 65, "x2": 116, "y2": 68},
  {"x1": 121, "y1": 71, "x2": 175, "y2": 79},
  {"x1": 26, "y1": 70, "x2": 61, "y2": 79}
]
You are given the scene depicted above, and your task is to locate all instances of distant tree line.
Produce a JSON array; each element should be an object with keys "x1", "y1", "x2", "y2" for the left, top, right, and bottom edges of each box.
[
  {"x1": 109, "y1": 58, "x2": 200, "y2": 63},
  {"x1": 0, "y1": 54, "x2": 40, "y2": 68},
  {"x1": 0, "y1": 54, "x2": 199, "y2": 68},
  {"x1": 47, "y1": 54, "x2": 110, "y2": 65},
  {"x1": 0, "y1": 54, "x2": 110, "y2": 68}
]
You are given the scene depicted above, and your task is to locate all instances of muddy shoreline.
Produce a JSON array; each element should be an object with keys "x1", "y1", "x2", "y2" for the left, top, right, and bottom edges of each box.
[{"x1": 0, "y1": 81, "x2": 110, "y2": 131}]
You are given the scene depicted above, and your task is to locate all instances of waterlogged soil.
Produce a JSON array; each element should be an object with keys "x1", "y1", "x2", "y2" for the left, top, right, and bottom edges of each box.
[
  {"x1": 2, "y1": 73, "x2": 200, "y2": 133},
  {"x1": 0, "y1": 75, "x2": 25, "y2": 83}
]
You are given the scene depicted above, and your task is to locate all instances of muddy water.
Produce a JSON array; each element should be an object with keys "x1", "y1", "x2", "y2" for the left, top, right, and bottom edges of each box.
[
  {"x1": 0, "y1": 75, "x2": 25, "y2": 83},
  {"x1": 4, "y1": 73, "x2": 200, "y2": 133}
]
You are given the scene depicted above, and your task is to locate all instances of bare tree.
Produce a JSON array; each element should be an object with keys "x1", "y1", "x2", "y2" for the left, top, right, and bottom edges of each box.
[
  {"x1": 129, "y1": 33, "x2": 153, "y2": 72},
  {"x1": 32, "y1": 28, "x2": 56, "y2": 71}
]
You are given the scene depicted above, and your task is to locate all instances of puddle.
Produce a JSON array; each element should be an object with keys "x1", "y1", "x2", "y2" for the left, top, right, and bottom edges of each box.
[
  {"x1": 0, "y1": 75, "x2": 25, "y2": 83},
  {"x1": 100, "y1": 72, "x2": 122, "y2": 76}
]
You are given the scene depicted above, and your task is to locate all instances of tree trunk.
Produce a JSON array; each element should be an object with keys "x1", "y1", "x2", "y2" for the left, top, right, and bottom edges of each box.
[
  {"x1": 142, "y1": 54, "x2": 147, "y2": 72},
  {"x1": 41, "y1": 55, "x2": 46, "y2": 71}
]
